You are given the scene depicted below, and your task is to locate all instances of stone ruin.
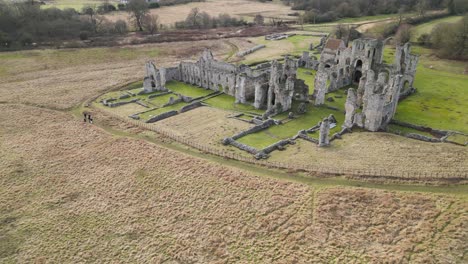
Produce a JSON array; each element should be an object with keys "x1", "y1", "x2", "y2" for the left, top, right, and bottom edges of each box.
[
  {"x1": 313, "y1": 38, "x2": 419, "y2": 131},
  {"x1": 143, "y1": 49, "x2": 309, "y2": 116},
  {"x1": 143, "y1": 61, "x2": 168, "y2": 93},
  {"x1": 134, "y1": 38, "x2": 422, "y2": 157}
]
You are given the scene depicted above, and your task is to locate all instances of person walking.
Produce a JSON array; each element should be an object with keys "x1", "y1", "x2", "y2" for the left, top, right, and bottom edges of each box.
[
  {"x1": 88, "y1": 114, "x2": 93, "y2": 124},
  {"x1": 83, "y1": 112, "x2": 87, "y2": 122}
]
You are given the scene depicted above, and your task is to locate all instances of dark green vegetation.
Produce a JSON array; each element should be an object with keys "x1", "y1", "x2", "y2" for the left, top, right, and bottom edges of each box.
[
  {"x1": 428, "y1": 15, "x2": 468, "y2": 59},
  {"x1": 284, "y1": 0, "x2": 467, "y2": 23}
]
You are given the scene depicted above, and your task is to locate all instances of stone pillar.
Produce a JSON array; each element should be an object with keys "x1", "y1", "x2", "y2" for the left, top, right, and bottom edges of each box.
[
  {"x1": 253, "y1": 82, "x2": 267, "y2": 109},
  {"x1": 235, "y1": 75, "x2": 246, "y2": 104},
  {"x1": 318, "y1": 118, "x2": 330, "y2": 147},
  {"x1": 314, "y1": 65, "x2": 328, "y2": 105},
  {"x1": 344, "y1": 88, "x2": 358, "y2": 128}
]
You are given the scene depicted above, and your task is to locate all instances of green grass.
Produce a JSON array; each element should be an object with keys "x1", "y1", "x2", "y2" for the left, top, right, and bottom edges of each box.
[
  {"x1": 386, "y1": 124, "x2": 434, "y2": 138},
  {"x1": 390, "y1": 46, "x2": 468, "y2": 133},
  {"x1": 147, "y1": 94, "x2": 175, "y2": 107},
  {"x1": 237, "y1": 88, "x2": 349, "y2": 149},
  {"x1": 138, "y1": 102, "x2": 188, "y2": 120},
  {"x1": 411, "y1": 16, "x2": 463, "y2": 41},
  {"x1": 166, "y1": 81, "x2": 213, "y2": 98},
  {"x1": 203, "y1": 94, "x2": 264, "y2": 114},
  {"x1": 297, "y1": 68, "x2": 316, "y2": 93}
]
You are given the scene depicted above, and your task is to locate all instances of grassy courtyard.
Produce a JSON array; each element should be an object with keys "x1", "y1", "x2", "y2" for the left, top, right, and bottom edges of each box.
[{"x1": 391, "y1": 47, "x2": 468, "y2": 133}]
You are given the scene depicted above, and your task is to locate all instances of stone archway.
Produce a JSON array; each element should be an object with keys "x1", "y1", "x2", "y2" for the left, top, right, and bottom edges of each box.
[{"x1": 353, "y1": 59, "x2": 363, "y2": 84}]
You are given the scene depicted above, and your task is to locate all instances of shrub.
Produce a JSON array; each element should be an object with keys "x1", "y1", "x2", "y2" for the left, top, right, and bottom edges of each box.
[
  {"x1": 114, "y1": 20, "x2": 128, "y2": 34},
  {"x1": 417, "y1": 33, "x2": 431, "y2": 46},
  {"x1": 117, "y1": 3, "x2": 126, "y2": 10},
  {"x1": 149, "y1": 3, "x2": 160, "y2": 9},
  {"x1": 79, "y1": 32, "x2": 89, "y2": 40}
]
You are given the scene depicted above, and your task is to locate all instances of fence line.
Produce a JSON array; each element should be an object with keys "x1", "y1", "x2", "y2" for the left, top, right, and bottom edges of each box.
[{"x1": 98, "y1": 109, "x2": 468, "y2": 181}]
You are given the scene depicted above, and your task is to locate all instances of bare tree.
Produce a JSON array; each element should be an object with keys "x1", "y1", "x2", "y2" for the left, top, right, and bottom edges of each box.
[
  {"x1": 143, "y1": 14, "x2": 159, "y2": 35},
  {"x1": 127, "y1": 0, "x2": 149, "y2": 31},
  {"x1": 185, "y1": 8, "x2": 202, "y2": 29},
  {"x1": 82, "y1": 5, "x2": 105, "y2": 33},
  {"x1": 254, "y1": 14, "x2": 264, "y2": 26},
  {"x1": 396, "y1": 24, "x2": 412, "y2": 44}
]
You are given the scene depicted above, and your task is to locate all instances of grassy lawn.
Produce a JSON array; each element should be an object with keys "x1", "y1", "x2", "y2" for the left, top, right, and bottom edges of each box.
[
  {"x1": 147, "y1": 94, "x2": 175, "y2": 107},
  {"x1": 237, "y1": 88, "x2": 349, "y2": 149},
  {"x1": 203, "y1": 94, "x2": 264, "y2": 114},
  {"x1": 391, "y1": 47, "x2": 468, "y2": 133},
  {"x1": 138, "y1": 102, "x2": 188, "y2": 120},
  {"x1": 166, "y1": 81, "x2": 214, "y2": 98},
  {"x1": 297, "y1": 68, "x2": 316, "y2": 93},
  {"x1": 411, "y1": 16, "x2": 463, "y2": 41}
]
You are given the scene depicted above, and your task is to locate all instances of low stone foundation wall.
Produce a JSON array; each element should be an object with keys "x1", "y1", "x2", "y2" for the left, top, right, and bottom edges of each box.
[
  {"x1": 180, "y1": 102, "x2": 203, "y2": 113},
  {"x1": 148, "y1": 91, "x2": 172, "y2": 99},
  {"x1": 406, "y1": 133, "x2": 442, "y2": 143},
  {"x1": 107, "y1": 99, "x2": 139, "y2": 108},
  {"x1": 255, "y1": 139, "x2": 295, "y2": 159},
  {"x1": 231, "y1": 119, "x2": 276, "y2": 140},
  {"x1": 145, "y1": 110, "x2": 178, "y2": 123},
  {"x1": 236, "y1": 44, "x2": 266, "y2": 57}
]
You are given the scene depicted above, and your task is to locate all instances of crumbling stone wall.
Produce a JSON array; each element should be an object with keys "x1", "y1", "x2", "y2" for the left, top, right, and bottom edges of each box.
[
  {"x1": 142, "y1": 49, "x2": 309, "y2": 114},
  {"x1": 145, "y1": 110, "x2": 178, "y2": 123},
  {"x1": 143, "y1": 61, "x2": 168, "y2": 93},
  {"x1": 236, "y1": 44, "x2": 266, "y2": 57},
  {"x1": 315, "y1": 38, "x2": 419, "y2": 132},
  {"x1": 267, "y1": 57, "x2": 308, "y2": 113}
]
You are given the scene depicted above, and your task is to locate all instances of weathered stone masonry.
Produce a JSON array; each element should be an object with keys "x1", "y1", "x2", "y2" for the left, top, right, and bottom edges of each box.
[
  {"x1": 143, "y1": 49, "x2": 309, "y2": 115},
  {"x1": 314, "y1": 38, "x2": 419, "y2": 132}
]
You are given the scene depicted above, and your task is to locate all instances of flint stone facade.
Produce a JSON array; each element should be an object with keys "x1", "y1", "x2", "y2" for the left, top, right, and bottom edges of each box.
[
  {"x1": 315, "y1": 38, "x2": 419, "y2": 131},
  {"x1": 145, "y1": 49, "x2": 309, "y2": 114}
]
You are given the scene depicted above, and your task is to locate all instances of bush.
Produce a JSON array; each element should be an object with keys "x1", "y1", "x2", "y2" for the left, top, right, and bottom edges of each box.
[
  {"x1": 117, "y1": 3, "x2": 126, "y2": 10},
  {"x1": 382, "y1": 23, "x2": 399, "y2": 38},
  {"x1": 149, "y1": 3, "x2": 160, "y2": 9},
  {"x1": 97, "y1": 3, "x2": 117, "y2": 14},
  {"x1": 79, "y1": 32, "x2": 89, "y2": 40},
  {"x1": 417, "y1": 33, "x2": 431, "y2": 46},
  {"x1": 114, "y1": 20, "x2": 128, "y2": 34},
  {"x1": 395, "y1": 24, "x2": 412, "y2": 44}
]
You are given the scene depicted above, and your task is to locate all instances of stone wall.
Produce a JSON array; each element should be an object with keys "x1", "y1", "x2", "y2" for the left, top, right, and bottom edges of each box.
[
  {"x1": 148, "y1": 49, "x2": 307, "y2": 113},
  {"x1": 315, "y1": 38, "x2": 419, "y2": 132},
  {"x1": 236, "y1": 44, "x2": 266, "y2": 57},
  {"x1": 145, "y1": 110, "x2": 178, "y2": 123}
]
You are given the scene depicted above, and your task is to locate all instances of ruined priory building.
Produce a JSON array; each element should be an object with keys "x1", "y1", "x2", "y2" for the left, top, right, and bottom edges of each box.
[
  {"x1": 143, "y1": 49, "x2": 309, "y2": 115},
  {"x1": 314, "y1": 38, "x2": 419, "y2": 131}
]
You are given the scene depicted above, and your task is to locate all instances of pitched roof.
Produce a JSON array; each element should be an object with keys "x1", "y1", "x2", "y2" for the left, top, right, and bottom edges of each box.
[{"x1": 324, "y1": 38, "x2": 345, "y2": 51}]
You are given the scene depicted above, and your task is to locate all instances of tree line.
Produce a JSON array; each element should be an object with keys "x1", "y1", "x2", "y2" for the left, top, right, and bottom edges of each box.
[{"x1": 281, "y1": 0, "x2": 468, "y2": 23}]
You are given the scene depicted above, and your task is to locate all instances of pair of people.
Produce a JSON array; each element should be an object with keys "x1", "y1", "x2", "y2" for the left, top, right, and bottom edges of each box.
[{"x1": 83, "y1": 112, "x2": 93, "y2": 124}]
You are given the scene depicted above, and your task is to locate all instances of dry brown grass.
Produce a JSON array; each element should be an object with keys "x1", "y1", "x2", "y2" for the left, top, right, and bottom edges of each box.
[
  {"x1": 268, "y1": 132, "x2": 468, "y2": 176},
  {"x1": 0, "y1": 103, "x2": 466, "y2": 262},
  {"x1": 157, "y1": 106, "x2": 251, "y2": 149},
  {"x1": 0, "y1": 40, "x2": 231, "y2": 110},
  {"x1": 105, "y1": 0, "x2": 297, "y2": 26}
]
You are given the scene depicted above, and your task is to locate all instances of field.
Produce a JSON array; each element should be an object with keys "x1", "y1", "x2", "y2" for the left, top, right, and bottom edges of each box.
[
  {"x1": 393, "y1": 46, "x2": 468, "y2": 133},
  {"x1": 411, "y1": 15, "x2": 464, "y2": 41},
  {"x1": 1, "y1": 104, "x2": 467, "y2": 262},
  {"x1": 1, "y1": 5, "x2": 468, "y2": 261},
  {"x1": 42, "y1": 0, "x2": 120, "y2": 9},
  {"x1": 104, "y1": 0, "x2": 297, "y2": 26},
  {"x1": 241, "y1": 34, "x2": 323, "y2": 65}
]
